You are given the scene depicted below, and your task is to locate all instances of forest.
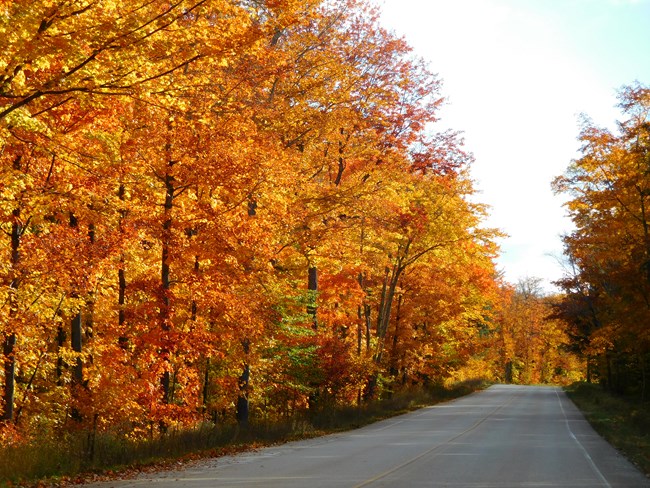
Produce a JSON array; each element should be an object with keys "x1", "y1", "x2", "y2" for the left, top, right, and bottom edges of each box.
[{"x1": 1, "y1": 0, "x2": 643, "y2": 457}]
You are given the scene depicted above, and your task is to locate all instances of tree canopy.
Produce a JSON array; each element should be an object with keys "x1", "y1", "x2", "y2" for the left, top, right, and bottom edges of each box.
[
  {"x1": 0, "y1": 0, "x2": 583, "y2": 447},
  {"x1": 553, "y1": 82, "x2": 650, "y2": 399}
]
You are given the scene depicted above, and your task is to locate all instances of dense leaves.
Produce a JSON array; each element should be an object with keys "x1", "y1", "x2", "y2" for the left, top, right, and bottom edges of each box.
[
  {"x1": 553, "y1": 83, "x2": 650, "y2": 399},
  {"x1": 0, "y1": 0, "x2": 573, "y2": 451}
]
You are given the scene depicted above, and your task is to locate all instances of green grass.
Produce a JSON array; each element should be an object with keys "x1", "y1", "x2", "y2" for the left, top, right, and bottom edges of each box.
[
  {"x1": 565, "y1": 381, "x2": 650, "y2": 476},
  {"x1": 0, "y1": 379, "x2": 489, "y2": 487}
]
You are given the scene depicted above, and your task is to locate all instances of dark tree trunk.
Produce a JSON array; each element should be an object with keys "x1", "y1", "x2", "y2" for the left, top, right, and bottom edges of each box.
[
  {"x1": 308, "y1": 266, "x2": 318, "y2": 329},
  {"x1": 2, "y1": 334, "x2": 16, "y2": 422},
  {"x1": 233, "y1": 197, "x2": 258, "y2": 423},
  {"x1": 3, "y1": 156, "x2": 22, "y2": 422},
  {"x1": 236, "y1": 340, "x2": 251, "y2": 425},
  {"x1": 505, "y1": 360, "x2": 513, "y2": 384},
  {"x1": 160, "y1": 164, "x2": 175, "y2": 404},
  {"x1": 68, "y1": 213, "x2": 84, "y2": 386},
  {"x1": 389, "y1": 293, "x2": 403, "y2": 377},
  {"x1": 236, "y1": 365, "x2": 250, "y2": 425},
  {"x1": 363, "y1": 302, "x2": 371, "y2": 352},
  {"x1": 68, "y1": 213, "x2": 87, "y2": 422},
  {"x1": 202, "y1": 358, "x2": 210, "y2": 414},
  {"x1": 247, "y1": 198, "x2": 257, "y2": 217},
  {"x1": 71, "y1": 312, "x2": 83, "y2": 386},
  {"x1": 118, "y1": 266, "x2": 127, "y2": 348},
  {"x1": 356, "y1": 273, "x2": 366, "y2": 356},
  {"x1": 70, "y1": 310, "x2": 84, "y2": 422},
  {"x1": 56, "y1": 326, "x2": 66, "y2": 384},
  {"x1": 117, "y1": 184, "x2": 129, "y2": 349}
]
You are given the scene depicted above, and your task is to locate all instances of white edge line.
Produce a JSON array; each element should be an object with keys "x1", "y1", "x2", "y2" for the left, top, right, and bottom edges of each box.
[{"x1": 555, "y1": 388, "x2": 612, "y2": 488}]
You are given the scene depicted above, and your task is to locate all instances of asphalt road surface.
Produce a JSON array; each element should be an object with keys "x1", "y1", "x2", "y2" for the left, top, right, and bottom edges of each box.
[{"x1": 83, "y1": 385, "x2": 650, "y2": 487}]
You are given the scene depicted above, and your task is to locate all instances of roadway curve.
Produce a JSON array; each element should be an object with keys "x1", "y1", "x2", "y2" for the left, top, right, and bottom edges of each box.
[{"x1": 83, "y1": 385, "x2": 650, "y2": 487}]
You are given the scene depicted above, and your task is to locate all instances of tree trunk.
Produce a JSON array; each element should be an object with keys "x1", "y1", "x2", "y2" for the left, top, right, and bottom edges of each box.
[
  {"x1": 71, "y1": 312, "x2": 83, "y2": 386},
  {"x1": 2, "y1": 156, "x2": 22, "y2": 422},
  {"x1": 375, "y1": 263, "x2": 403, "y2": 364},
  {"x1": 117, "y1": 184, "x2": 129, "y2": 349},
  {"x1": 236, "y1": 365, "x2": 250, "y2": 425},
  {"x1": 160, "y1": 164, "x2": 175, "y2": 404},
  {"x1": 56, "y1": 326, "x2": 66, "y2": 385},
  {"x1": 69, "y1": 213, "x2": 88, "y2": 421},
  {"x1": 389, "y1": 293, "x2": 403, "y2": 377},
  {"x1": 505, "y1": 360, "x2": 513, "y2": 384},
  {"x1": 234, "y1": 198, "x2": 257, "y2": 423},
  {"x1": 236, "y1": 340, "x2": 251, "y2": 425},
  {"x1": 1, "y1": 334, "x2": 16, "y2": 422},
  {"x1": 357, "y1": 273, "x2": 364, "y2": 355},
  {"x1": 376, "y1": 266, "x2": 389, "y2": 338},
  {"x1": 202, "y1": 358, "x2": 210, "y2": 414},
  {"x1": 118, "y1": 266, "x2": 128, "y2": 348},
  {"x1": 364, "y1": 304, "x2": 371, "y2": 352},
  {"x1": 70, "y1": 310, "x2": 84, "y2": 422},
  {"x1": 68, "y1": 212, "x2": 82, "y2": 390},
  {"x1": 308, "y1": 266, "x2": 318, "y2": 329}
]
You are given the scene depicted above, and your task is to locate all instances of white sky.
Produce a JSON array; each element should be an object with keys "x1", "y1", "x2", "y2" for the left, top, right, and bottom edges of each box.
[{"x1": 374, "y1": 0, "x2": 650, "y2": 291}]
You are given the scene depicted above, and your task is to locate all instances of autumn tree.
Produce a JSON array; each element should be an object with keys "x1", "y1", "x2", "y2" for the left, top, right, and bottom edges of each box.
[{"x1": 553, "y1": 82, "x2": 650, "y2": 398}]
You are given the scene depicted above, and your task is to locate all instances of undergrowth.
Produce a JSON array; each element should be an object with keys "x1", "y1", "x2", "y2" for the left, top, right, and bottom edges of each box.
[{"x1": 0, "y1": 379, "x2": 489, "y2": 487}]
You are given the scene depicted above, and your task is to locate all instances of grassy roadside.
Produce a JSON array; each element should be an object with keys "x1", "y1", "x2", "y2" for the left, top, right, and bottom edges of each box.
[
  {"x1": 564, "y1": 382, "x2": 650, "y2": 476},
  {"x1": 0, "y1": 379, "x2": 488, "y2": 487}
]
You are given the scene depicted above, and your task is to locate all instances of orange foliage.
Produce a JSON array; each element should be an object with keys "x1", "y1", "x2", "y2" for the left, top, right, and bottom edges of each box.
[
  {"x1": 553, "y1": 83, "x2": 650, "y2": 396},
  {"x1": 0, "y1": 0, "x2": 508, "y2": 445}
]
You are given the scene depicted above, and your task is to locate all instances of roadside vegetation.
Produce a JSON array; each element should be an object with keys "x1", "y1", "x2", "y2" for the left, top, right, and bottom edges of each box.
[
  {"x1": 1, "y1": 2, "x2": 582, "y2": 488},
  {"x1": 0, "y1": 380, "x2": 488, "y2": 487},
  {"x1": 565, "y1": 382, "x2": 650, "y2": 476}
]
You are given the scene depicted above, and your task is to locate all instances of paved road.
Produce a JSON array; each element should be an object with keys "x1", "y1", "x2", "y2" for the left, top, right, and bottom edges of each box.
[{"x1": 84, "y1": 385, "x2": 649, "y2": 487}]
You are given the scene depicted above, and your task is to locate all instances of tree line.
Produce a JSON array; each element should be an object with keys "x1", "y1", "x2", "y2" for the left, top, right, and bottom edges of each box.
[
  {"x1": 0, "y1": 0, "x2": 582, "y2": 445},
  {"x1": 553, "y1": 83, "x2": 650, "y2": 401}
]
